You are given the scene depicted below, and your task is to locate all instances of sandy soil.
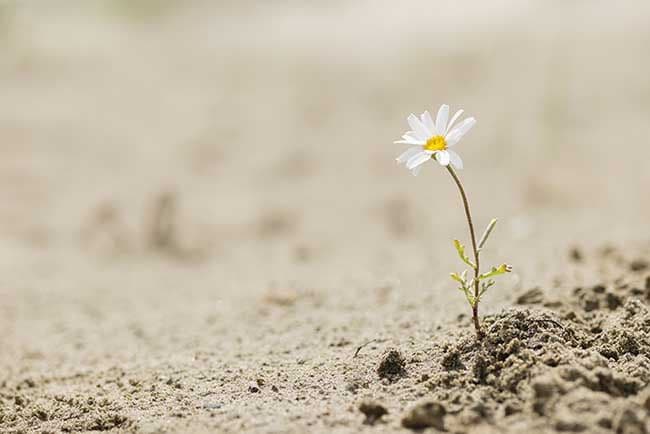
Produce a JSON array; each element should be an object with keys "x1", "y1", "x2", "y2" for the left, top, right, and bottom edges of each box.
[{"x1": 1, "y1": 1, "x2": 650, "y2": 433}]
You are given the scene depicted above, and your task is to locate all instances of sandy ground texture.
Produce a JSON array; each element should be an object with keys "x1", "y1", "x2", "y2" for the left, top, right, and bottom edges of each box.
[{"x1": 1, "y1": 1, "x2": 650, "y2": 433}]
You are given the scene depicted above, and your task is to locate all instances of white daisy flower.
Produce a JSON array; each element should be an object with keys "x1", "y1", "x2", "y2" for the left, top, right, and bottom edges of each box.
[{"x1": 395, "y1": 104, "x2": 476, "y2": 175}]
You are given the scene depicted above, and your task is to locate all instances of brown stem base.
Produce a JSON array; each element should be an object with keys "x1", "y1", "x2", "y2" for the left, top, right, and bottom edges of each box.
[{"x1": 472, "y1": 305, "x2": 484, "y2": 339}]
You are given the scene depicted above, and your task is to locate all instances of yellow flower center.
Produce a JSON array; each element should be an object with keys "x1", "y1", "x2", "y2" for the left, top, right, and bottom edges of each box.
[{"x1": 424, "y1": 135, "x2": 447, "y2": 152}]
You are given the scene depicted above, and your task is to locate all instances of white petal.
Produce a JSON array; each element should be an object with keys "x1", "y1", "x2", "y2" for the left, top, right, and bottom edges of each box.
[
  {"x1": 394, "y1": 131, "x2": 425, "y2": 145},
  {"x1": 406, "y1": 151, "x2": 432, "y2": 170},
  {"x1": 407, "y1": 114, "x2": 431, "y2": 141},
  {"x1": 435, "y1": 104, "x2": 450, "y2": 135},
  {"x1": 404, "y1": 131, "x2": 419, "y2": 141},
  {"x1": 447, "y1": 150, "x2": 463, "y2": 169},
  {"x1": 445, "y1": 109, "x2": 464, "y2": 135},
  {"x1": 394, "y1": 137, "x2": 424, "y2": 145},
  {"x1": 435, "y1": 150, "x2": 450, "y2": 166},
  {"x1": 451, "y1": 117, "x2": 476, "y2": 136},
  {"x1": 420, "y1": 111, "x2": 435, "y2": 133},
  {"x1": 446, "y1": 117, "x2": 476, "y2": 146},
  {"x1": 411, "y1": 165, "x2": 423, "y2": 176},
  {"x1": 396, "y1": 146, "x2": 422, "y2": 164}
]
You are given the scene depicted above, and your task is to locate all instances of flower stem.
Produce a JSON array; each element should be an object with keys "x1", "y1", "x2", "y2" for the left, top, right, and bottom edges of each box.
[{"x1": 446, "y1": 165, "x2": 484, "y2": 339}]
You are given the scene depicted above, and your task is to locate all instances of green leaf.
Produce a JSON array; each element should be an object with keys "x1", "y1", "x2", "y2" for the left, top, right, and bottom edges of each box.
[
  {"x1": 479, "y1": 279, "x2": 495, "y2": 297},
  {"x1": 450, "y1": 272, "x2": 464, "y2": 284},
  {"x1": 453, "y1": 239, "x2": 476, "y2": 269},
  {"x1": 478, "y1": 218, "x2": 498, "y2": 250},
  {"x1": 479, "y1": 264, "x2": 512, "y2": 280},
  {"x1": 465, "y1": 292, "x2": 476, "y2": 307},
  {"x1": 453, "y1": 278, "x2": 473, "y2": 306}
]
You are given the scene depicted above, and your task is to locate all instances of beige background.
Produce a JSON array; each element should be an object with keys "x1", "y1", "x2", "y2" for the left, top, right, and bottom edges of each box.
[{"x1": 1, "y1": 1, "x2": 649, "y2": 432}]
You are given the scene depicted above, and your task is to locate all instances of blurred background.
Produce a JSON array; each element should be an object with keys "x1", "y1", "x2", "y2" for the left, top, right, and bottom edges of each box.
[{"x1": 1, "y1": 0, "x2": 649, "y2": 418}]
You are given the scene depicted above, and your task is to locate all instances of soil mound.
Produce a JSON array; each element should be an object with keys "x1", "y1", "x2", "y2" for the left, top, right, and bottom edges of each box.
[{"x1": 414, "y1": 255, "x2": 650, "y2": 433}]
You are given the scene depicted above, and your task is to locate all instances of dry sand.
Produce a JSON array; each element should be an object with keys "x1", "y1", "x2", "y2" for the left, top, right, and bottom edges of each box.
[{"x1": 1, "y1": 1, "x2": 650, "y2": 433}]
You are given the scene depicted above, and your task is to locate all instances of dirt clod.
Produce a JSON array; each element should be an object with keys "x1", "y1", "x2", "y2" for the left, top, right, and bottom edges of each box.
[
  {"x1": 630, "y1": 259, "x2": 649, "y2": 272},
  {"x1": 441, "y1": 349, "x2": 464, "y2": 371},
  {"x1": 358, "y1": 401, "x2": 388, "y2": 425},
  {"x1": 377, "y1": 349, "x2": 407, "y2": 381},
  {"x1": 401, "y1": 401, "x2": 446, "y2": 430},
  {"x1": 569, "y1": 247, "x2": 583, "y2": 262},
  {"x1": 515, "y1": 287, "x2": 545, "y2": 305}
]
